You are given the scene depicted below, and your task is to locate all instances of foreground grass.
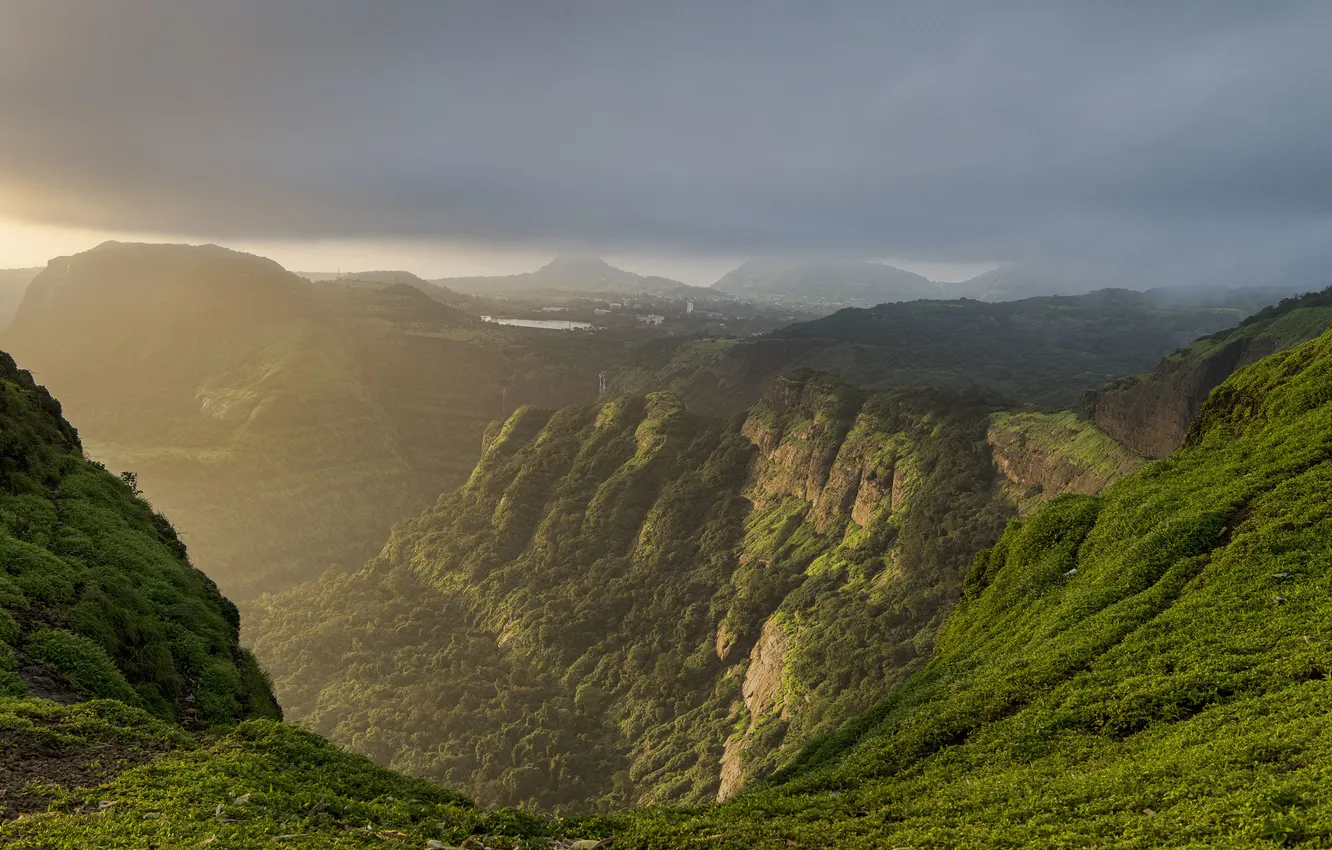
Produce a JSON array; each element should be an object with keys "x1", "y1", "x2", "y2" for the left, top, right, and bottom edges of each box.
[{"x1": 0, "y1": 699, "x2": 580, "y2": 849}]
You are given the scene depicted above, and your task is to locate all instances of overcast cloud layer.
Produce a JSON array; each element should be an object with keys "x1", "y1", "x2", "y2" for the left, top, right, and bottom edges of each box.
[{"x1": 2, "y1": 1, "x2": 1331, "y2": 283}]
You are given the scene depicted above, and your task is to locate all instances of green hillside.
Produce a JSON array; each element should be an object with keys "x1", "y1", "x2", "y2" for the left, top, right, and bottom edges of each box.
[
  {"x1": 0, "y1": 344, "x2": 576, "y2": 847},
  {"x1": 8, "y1": 249, "x2": 1332, "y2": 847},
  {"x1": 0, "y1": 349, "x2": 277, "y2": 726},
  {"x1": 576, "y1": 325, "x2": 1332, "y2": 847},
  {"x1": 8, "y1": 309, "x2": 1332, "y2": 849},
  {"x1": 247, "y1": 374, "x2": 1014, "y2": 810},
  {"x1": 0, "y1": 698, "x2": 569, "y2": 848},
  {"x1": 619, "y1": 289, "x2": 1251, "y2": 413}
]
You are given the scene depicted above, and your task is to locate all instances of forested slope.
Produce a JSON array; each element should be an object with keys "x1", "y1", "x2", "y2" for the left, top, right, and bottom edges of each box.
[
  {"x1": 0, "y1": 346, "x2": 570, "y2": 848},
  {"x1": 248, "y1": 373, "x2": 1015, "y2": 810},
  {"x1": 618, "y1": 289, "x2": 1252, "y2": 413},
  {"x1": 9, "y1": 304, "x2": 1332, "y2": 848}
]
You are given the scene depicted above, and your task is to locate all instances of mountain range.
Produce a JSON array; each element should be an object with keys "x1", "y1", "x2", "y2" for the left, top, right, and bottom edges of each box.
[
  {"x1": 5, "y1": 254, "x2": 1332, "y2": 845},
  {"x1": 297, "y1": 255, "x2": 1164, "y2": 307},
  {"x1": 2, "y1": 242, "x2": 1268, "y2": 608},
  {"x1": 711, "y1": 259, "x2": 940, "y2": 304}
]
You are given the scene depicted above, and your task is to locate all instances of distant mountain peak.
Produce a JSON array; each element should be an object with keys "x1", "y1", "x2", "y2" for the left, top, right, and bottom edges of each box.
[
  {"x1": 340, "y1": 269, "x2": 429, "y2": 286},
  {"x1": 711, "y1": 257, "x2": 937, "y2": 303},
  {"x1": 433, "y1": 253, "x2": 701, "y2": 296},
  {"x1": 536, "y1": 254, "x2": 634, "y2": 279}
]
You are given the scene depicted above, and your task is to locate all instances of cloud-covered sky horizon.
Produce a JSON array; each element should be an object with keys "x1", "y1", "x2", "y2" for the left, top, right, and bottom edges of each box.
[{"x1": 2, "y1": 1, "x2": 1330, "y2": 285}]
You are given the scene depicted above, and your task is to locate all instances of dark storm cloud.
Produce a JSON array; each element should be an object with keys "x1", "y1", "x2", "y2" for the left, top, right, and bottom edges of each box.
[{"x1": 2, "y1": 1, "x2": 1331, "y2": 278}]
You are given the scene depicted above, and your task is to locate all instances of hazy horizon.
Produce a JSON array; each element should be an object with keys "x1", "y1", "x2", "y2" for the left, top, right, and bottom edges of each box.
[
  {"x1": 0, "y1": 217, "x2": 999, "y2": 285},
  {"x1": 4, "y1": 2, "x2": 1330, "y2": 289}
]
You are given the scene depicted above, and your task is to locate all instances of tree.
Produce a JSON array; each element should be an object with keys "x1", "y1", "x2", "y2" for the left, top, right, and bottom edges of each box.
[{"x1": 120, "y1": 470, "x2": 142, "y2": 497}]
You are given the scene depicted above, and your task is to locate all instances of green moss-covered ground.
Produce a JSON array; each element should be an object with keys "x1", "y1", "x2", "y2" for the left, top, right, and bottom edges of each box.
[{"x1": 0, "y1": 698, "x2": 569, "y2": 849}]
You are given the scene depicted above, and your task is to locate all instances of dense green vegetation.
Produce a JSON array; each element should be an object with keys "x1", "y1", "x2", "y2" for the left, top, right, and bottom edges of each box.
[
  {"x1": 618, "y1": 289, "x2": 1253, "y2": 413},
  {"x1": 564, "y1": 324, "x2": 1332, "y2": 847},
  {"x1": 3, "y1": 244, "x2": 1297, "y2": 609},
  {"x1": 9, "y1": 286, "x2": 1332, "y2": 848},
  {"x1": 0, "y1": 349, "x2": 277, "y2": 725},
  {"x1": 247, "y1": 373, "x2": 1014, "y2": 810}
]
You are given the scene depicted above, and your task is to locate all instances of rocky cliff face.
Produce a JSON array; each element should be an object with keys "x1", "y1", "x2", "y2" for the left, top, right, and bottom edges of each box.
[
  {"x1": 986, "y1": 411, "x2": 1143, "y2": 509},
  {"x1": 742, "y1": 377, "x2": 915, "y2": 532},
  {"x1": 1078, "y1": 337, "x2": 1275, "y2": 458},
  {"x1": 1079, "y1": 291, "x2": 1332, "y2": 458},
  {"x1": 719, "y1": 619, "x2": 792, "y2": 801}
]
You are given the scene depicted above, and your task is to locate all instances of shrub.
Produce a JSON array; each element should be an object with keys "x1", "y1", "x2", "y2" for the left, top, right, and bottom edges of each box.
[{"x1": 25, "y1": 628, "x2": 140, "y2": 705}]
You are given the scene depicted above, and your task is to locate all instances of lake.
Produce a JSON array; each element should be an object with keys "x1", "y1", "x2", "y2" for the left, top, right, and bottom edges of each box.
[{"x1": 481, "y1": 316, "x2": 594, "y2": 330}]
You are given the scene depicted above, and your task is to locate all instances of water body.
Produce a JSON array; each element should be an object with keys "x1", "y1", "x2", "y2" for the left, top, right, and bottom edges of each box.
[{"x1": 481, "y1": 316, "x2": 594, "y2": 330}]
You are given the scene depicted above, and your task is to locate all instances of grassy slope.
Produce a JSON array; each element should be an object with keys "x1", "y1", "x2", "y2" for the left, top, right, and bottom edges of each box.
[
  {"x1": 0, "y1": 342, "x2": 564, "y2": 847},
  {"x1": 582, "y1": 327, "x2": 1332, "y2": 848},
  {"x1": 1081, "y1": 289, "x2": 1332, "y2": 458},
  {"x1": 1173, "y1": 294, "x2": 1332, "y2": 362},
  {"x1": 0, "y1": 698, "x2": 567, "y2": 850},
  {"x1": 11, "y1": 314, "x2": 1332, "y2": 848}
]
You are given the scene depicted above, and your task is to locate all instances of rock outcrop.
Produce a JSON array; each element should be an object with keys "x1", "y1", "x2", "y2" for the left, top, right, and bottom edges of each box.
[
  {"x1": 1078, "y1": 337, "x2": 1275, "y2": 458},
  {"x1": 251, "y1": 373, "x2": 1012, "y2": 811},
  {"x1": 987, "y1": 411, "x2": 1143, "y2": 508},
  {"x1": 719, "y1": 619, "x2": 791, "y2": 801},
  {"x1": 1078, "y1": 287, "x2": 1332, "y2": 458},
  {"x1": 742, "y1": 374, "x2": 915, "y2": 532}
]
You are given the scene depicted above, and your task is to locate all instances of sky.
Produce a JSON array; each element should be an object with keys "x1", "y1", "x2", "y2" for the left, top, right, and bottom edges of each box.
[{"x1": 1, "y1": 1, "x2": 1330, "y2": 286}]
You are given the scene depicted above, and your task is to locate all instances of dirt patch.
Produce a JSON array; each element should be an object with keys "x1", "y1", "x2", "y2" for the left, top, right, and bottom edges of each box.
[
  {"x1": 17, "y1": 662, "x2": 83, "y2": 705},
  {"x1": 0, "y1": 724, "x2": 171, "y2": 820}
]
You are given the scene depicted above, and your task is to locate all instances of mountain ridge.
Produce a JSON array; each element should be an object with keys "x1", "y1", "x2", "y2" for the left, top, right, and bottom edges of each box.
[
  {"x1": 711, "y1": 259, "x2": 939, "y2": 304},
  {"x1": 1, "y1": 242, "x2": 622, "y2": 602},
  {"x1": 435, "y1": 254, "x2": 711, "y2": 297},
  {"x1": 1080, "y1": 284, "x2": 1332, "y2": 457}
]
